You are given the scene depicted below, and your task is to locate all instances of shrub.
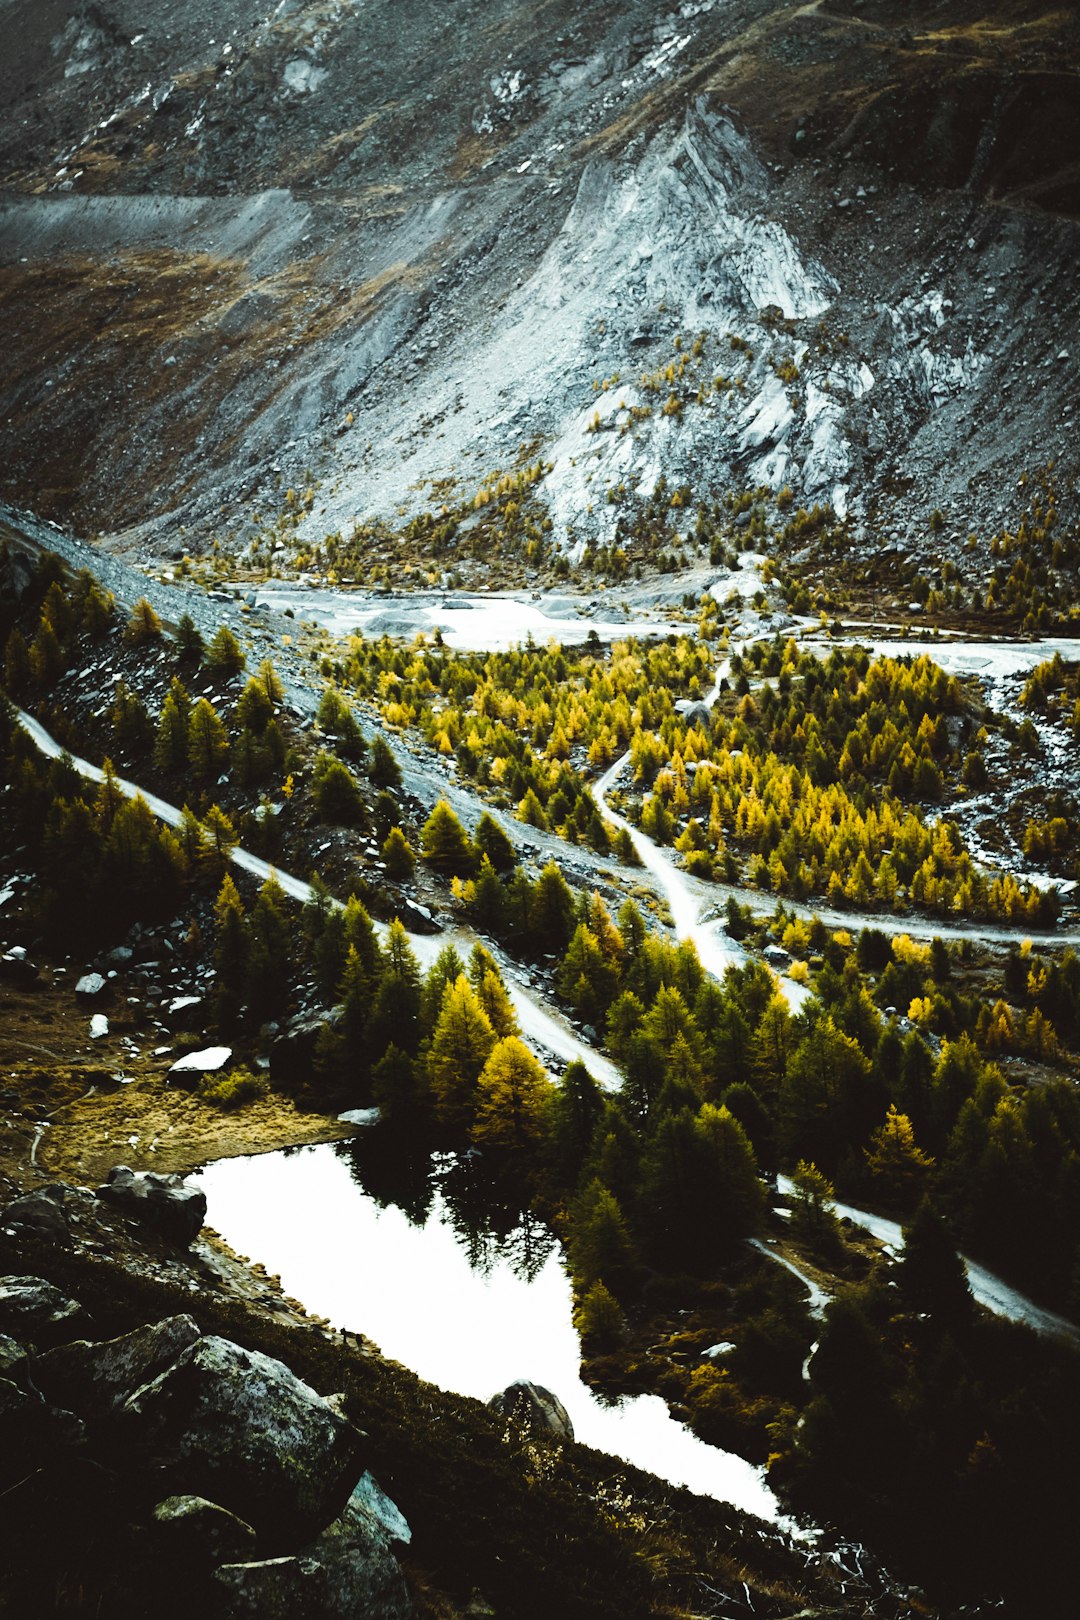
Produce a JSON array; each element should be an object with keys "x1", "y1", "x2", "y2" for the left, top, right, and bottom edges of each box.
[{"x1": 198, "y1": 1067, "x2": 270, "y2": 1110}]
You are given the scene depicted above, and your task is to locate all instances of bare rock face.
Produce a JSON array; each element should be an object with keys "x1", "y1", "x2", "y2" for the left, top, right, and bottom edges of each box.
[
  {"x1": 33, "y1": 1313, "x2": 202, "y2": 1418},
  {"x1": 487, "y1": 1380, "x2": 574, "y2": 1442},
  {"x1": 96, "y1": 1165, "x2": 207, "y2": 1247},
  {"x1": 0, "y1": 1275, "x2": 89, "y2": 1347},
  {"x1": 121, "y1": 1335, "x2": 367, "y2": 1543}
]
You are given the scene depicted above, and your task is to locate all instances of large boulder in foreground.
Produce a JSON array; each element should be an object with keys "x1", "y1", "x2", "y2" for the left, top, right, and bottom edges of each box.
[
  {"x1": 214, "y1": 1487, "x2": 413, "y2": 1619},
  {"x1": 121, "y1": 1335, "x2": 366, "y2": 1543},
  {"x1": 33, "y1": 1314, "x2": 202, "y2": 1419},
  {"x1": 96, "y1": 1165, "x2": 206, "y2": 1246},
  {"x1": 487, "y1": 1380, "x2": 574, "y2": 1442}
]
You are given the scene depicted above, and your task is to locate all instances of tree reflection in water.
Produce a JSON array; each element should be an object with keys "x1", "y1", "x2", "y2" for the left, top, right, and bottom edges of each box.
[{"x1": 335, "y1": 1132, "x2": 555, "y2": 1284}]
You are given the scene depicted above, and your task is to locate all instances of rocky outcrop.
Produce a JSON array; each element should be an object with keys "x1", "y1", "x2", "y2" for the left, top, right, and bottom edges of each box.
[
  {"x1": 121, "y1": 1334, "x2": 367, "y2": 1542},
  {"x1": 215, "y1": 1490, "x2": 413, "y2": 1620},
  {"x1": 0, "y1": 1278, "x2": 414, "y2": 1617},
  {"x1": 488, "y1": 1380, "x2": 574, "y2": 1441},
  {"x1": 96, "y1": 1164, "x2": 207, "y2": 1246}
]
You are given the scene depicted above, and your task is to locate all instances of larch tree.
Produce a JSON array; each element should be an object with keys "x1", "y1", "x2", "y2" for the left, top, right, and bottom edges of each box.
[
  {"x1": 429, "y1": 973, "x2": 496, "y2": 1132},
  {"x1": 471, "y1": 1036, "x2": 552, "y2": 1154},
  {"x1": 188, "y1": 698, "x2": 229, "y2": 779}
]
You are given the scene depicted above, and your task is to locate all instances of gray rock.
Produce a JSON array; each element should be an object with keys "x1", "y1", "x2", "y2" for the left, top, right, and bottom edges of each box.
[
  {"x1": 122, "y1": 1335, "x2": 366, "y2": 1542},
  {"x1": 0, "y1": 1186, "x2": 70, "y2": 1244},
  {"x1": 214, "y1": 1491, "x2": 413, "y2": 1619},
  {"x1": 0, "y1": 1375, "x2": 85, "y2": 1463},
  {"x1": 0, "y1": 1275, "x2": 88, "y2": 1347},
  {"x1": 153, "y1": 1494, "x2": 257, "y2": 1564},
  {"x1": 488, "y1": 1380, "x2": 574, "y2": 1441},
  {"x1": 164, "y1": 995, "x2": 207, "y2": 1032},
  {"x1": 34, "y1": 1314, "x2": 201, "y2": 1418},
  {"x1": 0, "y1": 1332, "x2": 27, "y2": 1379},
  {"x1": 392, "y1": 898, "x2": 440, "y2": 934},
  {"x1": 96, "y1": 1165, "x2": 206, "y2": 1246},
  {"x1": 348, "y1": 1471, "x2": 412, "y2": 1547},
  {"x1": 75, "y1": 971, "x2": 108, "y2": 999},
  {"x1": 0, "y1": 949, "x2": 38, "y2": 987}
]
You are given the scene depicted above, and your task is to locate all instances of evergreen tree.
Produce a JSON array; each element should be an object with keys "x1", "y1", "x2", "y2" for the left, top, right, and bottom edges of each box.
[
  {"x1": 213, "y1": 874, "x2": 248, "y2": 1029},
  {"x1": 573, "y1": 1281, "x2": 627, "y2": 1353},
  {"x1": 419, "y1": 942, "x2": 467, "y2": 1037},
  {"x1": 382, "y1": 826, "x2": 415, "y2": 881},
  {"x1": 420, "y1": 799, "x2": 474, "y2": 875},
  {"x1": 529, "y1": 860, "x2": 575, "y2": 954},
  {"x1": 567, "y1": 1178, "x2": 637, "y2": 1293},
  {"x1": 365, "y1": 919, "x2": 421, "y2": 1061},
  {"x1": 200, "y1": 804, "x2": 238, "y2": 881},
  {"x1": 471, "y1": 855, "x2": 507, "y2": 934},
  {"x1": 429, "y1": 973, "x2": 496, "y2": 1133},
  {"x1": 475, "y1": 811, "x2": 516, "y2": 872},
  {"x1": 246, "y1": 876, "x2": 292, "y2": 1020},
  {"x1": 899, "y1": 1198, "x2": 974, "y2": 1328},
  {"x1": 544, "y1": 1059, "x2": 604, "y2": 1187},
  {"x1": 312, "y1": 751, "x2": 368, "y2": 826},
  {"x1": 317, "y1": 687, "x2": 367, "y2": 762},
  {"x1": 369, "y1": 732, "x2": 402, "y2": 789},
  {"x1": 3, "y1": 626, "x2": 30, "y2": 696},
  {"x1": 864, "y1": 1105, "x2": 934, "y2": 1212},
  {"x1": 788, "y1": 1159, "x2": 842, "y2": 1253},
  {"x1": 175, "y1": 612, "x2": 204, "y2": 663},
  {"x1": 154, "y1": 680, "x2": 191, "y2": 772},
  {"x1": 188, "y1": 697, "x2": 229, "y2": 779},
  {"x1": 126, "y1": 596, "x2": 162, "y2": 645},
  {"x1": 235, "y1": 675, "x2": 274, "y2": 734},
  {"x1": 206, "y1": 624, "x2": 246, "y2": 676},
  {"x1": 111, "y1": 680, "x2": 153, "y2": 754},
  {"x1": 472, "y1": 1036, "x2": 552, "y2": 1154}
]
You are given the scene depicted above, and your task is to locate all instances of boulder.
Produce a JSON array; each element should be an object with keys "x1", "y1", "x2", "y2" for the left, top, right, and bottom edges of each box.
[
  {"x1": 269, "y1": 1010, "x2": 340, "y2": 1089},
  {"x1": 121, "y1": 1335, "x2": 366, "y2": 1543},
  {"x1": 0, "y1": 1332, "x2": 27, "y2": 1379},
  {"x1": 167, "y1": 1045, "x2": 232, "y2": 1085},
  {"x1": 153, "y1": 1494, "x2": 257, "y2": 1565},
  {"x1": 487, "y1": 1380, "x2": 574, "y2": 1441},
  {"x1": 0, "y1": 1186, "x2": 70, "y2": 1244},
  {"x1": 214, "y1": 1489, "x2": 413, "y2": 1619},
  {"x1": 75, "y1": 972, "x2": 108, "y2": 1000},
  {"x1": 0, "y1": 949, "x2": 38, "y2": 987},
  {"x1": 347, "y1": 1471, "x2": 412, "y2": 1547},
  {"x1": 0, "y1": 1376, "x2": 85, "y2": 1479},
  {"x1": 0, "y1": 1275, "x2": 88, "y2": 1347},
  {"x1": 96, "y1": 1165, "x2": 207, "y2": 1246},
  {"x1": 391, "y1": 898, "x2": 440, "y2": 935},
  {"x1": 164, "y1": 995, "x2": 208, "y2": 1033},
  {"x1": 34, "y1": 1314, "x2": 201, "y2": 1418}
]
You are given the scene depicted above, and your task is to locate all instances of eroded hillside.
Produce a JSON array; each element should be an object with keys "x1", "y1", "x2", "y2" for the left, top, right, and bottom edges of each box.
[{"x1": 0, "y1": 0, "x2": 1078, "y2": 577}]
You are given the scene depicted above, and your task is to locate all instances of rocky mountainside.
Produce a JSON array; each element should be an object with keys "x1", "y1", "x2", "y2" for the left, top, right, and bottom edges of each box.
[{"x1": 1, "y1": 0, "x2": 1078, "y2": 565}]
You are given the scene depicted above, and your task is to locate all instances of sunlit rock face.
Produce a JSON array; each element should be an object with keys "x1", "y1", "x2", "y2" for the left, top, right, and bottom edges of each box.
[{"x1": 0, "y1": 1, "x2": 1077, "y2": 555}]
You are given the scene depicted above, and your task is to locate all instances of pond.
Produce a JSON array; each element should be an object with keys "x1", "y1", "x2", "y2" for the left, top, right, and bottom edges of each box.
[{"x1": 194, "y1": 1140, "x2": 788, "y2": 1523}]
